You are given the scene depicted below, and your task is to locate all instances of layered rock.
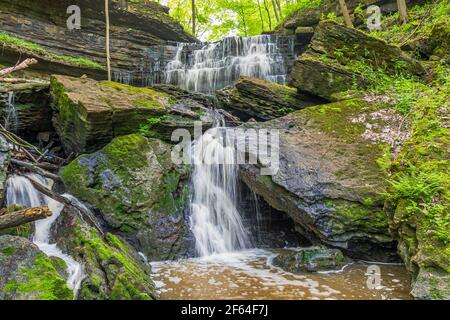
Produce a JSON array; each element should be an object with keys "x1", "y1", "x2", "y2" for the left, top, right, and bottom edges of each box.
[
  {"x1": 272, "y1": 246, "x2": 346, "y2": 273},
  {"x1": 50, "y1": 75, "x2": 214, "y2": 155},
  {"x1": 0, "y1": 235, "x2": 73, "y2": 300},
  {"x1": 0, "y1": 82, "x2": 53, "y2": 140},
  {"x1": 289, "y1": 21, "x2": 424, "y2": 100},
  {"x1": 240, "y1": 99, "x2": 407, "y2": 261},
  {"x1": 59, "y1": 134, "x2": 191, "y2": 261},
  {"x1": 52, "y1": 206, "x2": 155, "y2": 300},
  {"x1": 216, "y1": 77, "x2": 324, "y2": 121},
  {"x1": 0, "y1": 0, "x2": 195, "y2": 82}
]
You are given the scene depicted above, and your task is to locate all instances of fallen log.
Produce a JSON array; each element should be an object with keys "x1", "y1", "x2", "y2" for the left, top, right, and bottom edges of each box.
[
  {"x1": 0, "y1": 58, "x2": 38, "y2": 78},
  {"x1": 11, "y1": 158, "x2": 61, "y2": 182},
  {"x1": 0, "y1": 78, "x2": 45, "y2": 84},
  {"x1": 21, "y1": 174, "x2": 105, "y2": 237},
  {"x1": 0, "y1": 206, "x2": 52, "y2": 230}
]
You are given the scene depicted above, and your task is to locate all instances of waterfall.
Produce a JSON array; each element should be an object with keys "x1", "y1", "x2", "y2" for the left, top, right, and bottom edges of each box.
[
  {"x1": 165, "y1": 35, "x2": 294, "y2": 93},
  {"x1": 3, "y1": 91, "x2": 18, "y2": 132},
  {"x1": 189, "y1": 118, "x2": 251, "y2": 256},
  {"x1": 6, "y1": 174, "x2": 84, "y2": 297}
]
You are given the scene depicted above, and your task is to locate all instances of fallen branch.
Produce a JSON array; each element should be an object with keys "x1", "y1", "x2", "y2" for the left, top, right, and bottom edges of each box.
[
  {"x1": 0, "y1": 78, "x2": 45, "y2": 84},
  {"x1": 21, "y1": 174, "x2": 104, "y2": 237},
  {"x1": 0, "y1": 206, "x2": 52, "y2": 230},
  {"x1": 11, "y1": 158, "x2": 61, "y2": 182},
  {"x1": 0, "y1": 58, "x2": 38, "y2": 78}
]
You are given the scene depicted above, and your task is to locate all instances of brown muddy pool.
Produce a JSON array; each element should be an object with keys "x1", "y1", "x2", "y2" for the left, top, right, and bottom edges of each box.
[{"x1": 150, "y1": 249, "x2": 412, "y2": 300}]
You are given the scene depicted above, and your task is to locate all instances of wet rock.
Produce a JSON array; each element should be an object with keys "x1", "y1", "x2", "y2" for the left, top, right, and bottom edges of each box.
[
  {"x1": 410, "y1": 267, "x2": 450, "y2": 300},
  {"x1": 240, "y1": 99, "x2": 405, "y2": 261},
  {"x1": 0, "y1": 135, "x2": 10, "y2": 206},
  {"x1": 50, "y1": 75, "x2": 214, "y2": 154},
  {"x1": 272, "y1": 247, "x2": 346, "y2": 273},
  {"x1": 217, "y1": 77, "x2": 324, "y2": 121},
  {"x1": 59, "y1": 134, "x2": 191, "y2": 261},
  {"x1": 0, "y1": 235, "x2": 73, "y2": 300},
  {"x1": 0, "y1": 82, "x2": 53, "y2": 140},
  {"x1": 51, "y1": 206, "x2": 155, "y2": 300}
]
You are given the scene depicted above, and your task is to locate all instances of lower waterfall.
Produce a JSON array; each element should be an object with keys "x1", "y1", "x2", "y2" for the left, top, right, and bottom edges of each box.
[
  {"x1": 189, "y1": 124, "x2": 250, "y2": 256},
  {"x1": 6, "y1": 174, "x2": 84, "y2": 297}
]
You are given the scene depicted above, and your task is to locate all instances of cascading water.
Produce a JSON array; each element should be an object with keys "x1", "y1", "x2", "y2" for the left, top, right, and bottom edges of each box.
[
  {"x1": 165, "y1": 35, "x2": 294, "y2": 93},
  {"x1": 6, "y1": 174, "x2": 83, "y2": 297},
  {"x1": 189, "y1": 116, "x2": 250, "y2": 256},
  {"x1": 3, "y1": 91, "x2": 18, "y2": 132}
]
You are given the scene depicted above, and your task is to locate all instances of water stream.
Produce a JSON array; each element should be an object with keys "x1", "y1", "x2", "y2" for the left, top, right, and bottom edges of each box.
[
  {"x1": 3, "y1": 91, "x2": 18, "y2": 132},
  {"x1": 6, "y1": 174, "x2": 84, "y2": 297}
]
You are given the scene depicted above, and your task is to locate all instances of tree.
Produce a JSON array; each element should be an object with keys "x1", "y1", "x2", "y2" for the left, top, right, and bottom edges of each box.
[
  {"x1": 257, "y1": 0, "x2": 265, "y2": 32},
  {"x1": 192, "y1": 0, "x2": 196, "y2": 36},
  {"x1": 271, "y1": 0, "x2": 280, "y2": 22},
  {"x1": 105, "y1": 0, "x2": 111, "y2": 81},
  {"x1": 263, "y1": 0, "x2": 273, "y2": 30},
  {"x1": 338, "y1": 0, "x2": 354, "y2": 28},
  {"x1": 397, "y1": 0, "x2": 408, "y2": 25}
]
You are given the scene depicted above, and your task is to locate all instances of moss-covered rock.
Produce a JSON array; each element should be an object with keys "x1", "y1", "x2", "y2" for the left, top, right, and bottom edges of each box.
[
  {"x1": 0, "y1": 235, "x2": 73, "y2": 300},
  {"x1": 216, "y1": 77, "x2": 324, "y2": 121},
  {"x1": 52, "y1": 206, "x2": 155, "y2": 300},
  {"x1": 59, "y1": 134, "x2": 190, "y2": 261},
  {"x1": 289, "y1": 21, "x2": 425, "y2": 100},
  {"x1": 50, "y1": 75, "x2": 214, "y2": 154},
  {"x1": 272, "y1": 246, "x2": 347, "y2": 273},
  {"x1": 240, "y1": 98, "x2": 407, "y2": 261}
]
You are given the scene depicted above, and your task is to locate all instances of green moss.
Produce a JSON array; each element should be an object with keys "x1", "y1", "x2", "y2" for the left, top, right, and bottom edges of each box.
[
  {"x1": 0, "y1": 32, "x2": 103, "y2": 69},
  {"x1": 5, "y1": 253, "x2": 73, "y2": 300},
  {"x1": 2, "y1": 247, "x2": 16, "y2": 256}
]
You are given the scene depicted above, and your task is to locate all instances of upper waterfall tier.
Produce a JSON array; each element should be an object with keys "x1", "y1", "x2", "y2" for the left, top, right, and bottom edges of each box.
[{"x1": 132, "y1": 34, "x2": 298, "y2": 92}]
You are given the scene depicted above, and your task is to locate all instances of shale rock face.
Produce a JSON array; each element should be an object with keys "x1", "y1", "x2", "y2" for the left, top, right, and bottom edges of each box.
[
  {"x1": 216, "y1": 77, "x2": 323, "y2": 121},
  {"x1": 0, "y1": 0, "x2": 195, "y2": 81},
  {"x1": 240, "y1": 99, "x2": 406, "y2": 261},
  {"x1": 289, "y1": 21, "x2": 424, "y2": 100},
  {"x1": 50, "y1": 75, "x2": 213, "y2": 154},
  {"x1": 52, "y1": 206, "x2": 155, "y2": 300},
  {"x1": 0, "y1": 83, "x2": 52, "y2": 140},
  {"x1": 59, "y1": 134, "x2": 191, "y2": 261},
  {"x1": 0, "y1": 235, "x2": 73, "y2": 300}
]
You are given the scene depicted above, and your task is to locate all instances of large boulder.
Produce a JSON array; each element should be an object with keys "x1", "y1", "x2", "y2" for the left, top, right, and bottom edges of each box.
[
  {"x1": 0, "y1": 235, "x2": 73, "y2": 300},
  {"x1": 51, "y1": 206, "x2": 155, "y2": 300},
  {"x1": 216, "y1": 77, "x2": 323, "y2": 121},
  {"x1": 50, "y1": 75, "x2": 214, "y2": 154},
  {"x1": 289, "y1": 21, "x2": 424, "y2": 100},
  {"x1": 0, "y1": 82, "x2": 52, "y2": 140},
  {"x1": 240, "y1": 99, "x2": 409, "y2": 261},
  {"x1": 59, "y1": 134, "x2": 191, "y2": 261},
  {"x1": 272, "y1": 246, "x2": 347, "y2": 273}
]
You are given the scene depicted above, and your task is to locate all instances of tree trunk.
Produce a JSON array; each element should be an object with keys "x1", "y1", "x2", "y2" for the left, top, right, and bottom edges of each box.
[
  {"x1": 0, "y1": 59, "x2": 38, "y2": 78},
  {"x1": 263, "y1": 0, "x2": 273, "y2": 30},
  {"x1": 105, "y1": 0, "x2": 112, "y2": 81},
  {"x1": 0, "y1": 206, "x2": 52, "y2": 230},
  {"x1": 276, "y1": 0, "x2": 282, "y2": 14},
  {"x1": 257, "y1": 0, "x2": 265, "y2": 32},
  {"x1": 397, "y1": 0, "x2": 408, "y2": 25},
  {"x1": 271, "y1": 0, "x2": 280, "y2": 22},
  {"x1": 192, "y1": 0, "x2": 196, "y2": 36},
  {"x1": 338, "y1": 0, "x2": 354, "y2": 28}
]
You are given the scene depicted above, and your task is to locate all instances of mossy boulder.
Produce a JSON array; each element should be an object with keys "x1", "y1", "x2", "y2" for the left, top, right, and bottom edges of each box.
[
  {"x1": 51, "y1": 206, "x2": 155, "y2": 300},
  {"x1": 0, "y1": 235, "x2": 73, "y2": 300},
  {"x1": 50, "y1": 75, "x2": 214, "y2": 154},
  {"x1": 240, "y1": 99, "x2": 407, "y2": 261},
  {"x1": 216, "y1": 77, "x2": 324, "y2": 121},
  {"x1": 272, "y1": 246, "x2": 347, "y2": 273},
  {"x1": 59, "y1": 134, "x2": 191, "y2": 261},
  {"x1": 289, "y1": 21, "x2": 425, "y2": 100}
]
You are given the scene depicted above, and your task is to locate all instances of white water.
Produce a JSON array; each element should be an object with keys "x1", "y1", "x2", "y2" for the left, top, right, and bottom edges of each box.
[
  {"x1": 189, "y1": 120, "x2": 251, "y2": 256},
  {"x1": 3, "y1": 91, "x2": 18, "y2": 132},
  {"x1": 165, "y1": 35, "x2": 293, "y2": 93},
  {"x1": 6, "y1": 174, "x2": 83, "y2": 297}
]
